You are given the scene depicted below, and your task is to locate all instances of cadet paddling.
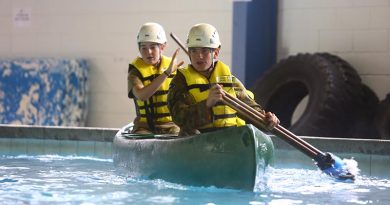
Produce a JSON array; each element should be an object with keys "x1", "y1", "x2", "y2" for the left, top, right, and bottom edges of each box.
[{"x1": 169, "y1": 31, "x2": 355, "y2": 181}]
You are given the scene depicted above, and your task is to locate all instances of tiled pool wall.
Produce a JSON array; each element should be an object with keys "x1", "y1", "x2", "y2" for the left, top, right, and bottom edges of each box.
[
  {"x1": 0, "y1": 124, "x2": 117, "y2": 159},
  {"x1": 271, "y1": 136, "x2": 390, "y2": 156},
  {"x1": 0, "y1": 124, "x2": 389, "y2": 176},
  {"x1": 271, "y1": 136, "x2": 390, "y2": 177},
  {"x1": 0, "y1": 138, "x2": 113, "y2": 159}
]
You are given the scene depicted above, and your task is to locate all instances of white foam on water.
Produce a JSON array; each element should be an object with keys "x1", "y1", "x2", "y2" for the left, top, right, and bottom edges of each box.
[
  {"x1": 145, "y1": 195, "x2": 177, "y2": 204},
  {"x1": 343, "y1": 158, "x2": 360, "y2": 176}
]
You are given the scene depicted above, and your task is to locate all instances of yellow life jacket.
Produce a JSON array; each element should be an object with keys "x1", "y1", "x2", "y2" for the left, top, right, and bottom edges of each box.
[
  {"x1": 131, "y1": 55, "x2": 175, "y2": 125},
  {"x1": 179, "y1": 61, "x2": 245, "y2": 130}
]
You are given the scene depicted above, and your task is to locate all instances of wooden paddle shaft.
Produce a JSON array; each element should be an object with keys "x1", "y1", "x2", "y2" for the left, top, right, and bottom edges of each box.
[
  {"x1": 222, "y1": 94, "x2": 321, "y2": 158},
  {"x1": 223, "y1": 92, "x2": 319, "y2": 148},
  {"x1": 223, "y1": 92, "x2": 324, "y2": 155},
  {"x1": 170, "y1": 33, "x2": 189, "y2": 56}
]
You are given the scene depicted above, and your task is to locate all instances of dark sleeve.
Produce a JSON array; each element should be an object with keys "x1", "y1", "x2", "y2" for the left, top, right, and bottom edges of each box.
[
  {"x1": 127, "y1": 64, "x2": 142, "y2": 99},
  {"x1": 167, "y1": 72, "x2": 213, "y2": 129}
]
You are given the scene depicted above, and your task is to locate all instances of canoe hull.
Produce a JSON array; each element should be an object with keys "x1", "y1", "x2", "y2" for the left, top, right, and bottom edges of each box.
[{"x1": 113, "y1": 124, "x2": 274, "y2": 191}]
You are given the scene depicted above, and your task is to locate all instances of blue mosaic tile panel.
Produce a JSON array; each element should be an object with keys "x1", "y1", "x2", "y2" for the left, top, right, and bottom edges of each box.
[{"x1": 0, "y1": 58, "x2": 89, "y2": 126}]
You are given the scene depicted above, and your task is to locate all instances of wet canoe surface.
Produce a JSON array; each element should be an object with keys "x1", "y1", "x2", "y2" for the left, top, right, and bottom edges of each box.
[{"x1": 113, "y1": 124, "x2": 274, "y2": 191}]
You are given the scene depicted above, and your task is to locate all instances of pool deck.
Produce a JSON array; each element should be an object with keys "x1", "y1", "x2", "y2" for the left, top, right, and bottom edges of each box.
[{"x1": 1, "y1": 124, "x2": 389, "y2": 155}]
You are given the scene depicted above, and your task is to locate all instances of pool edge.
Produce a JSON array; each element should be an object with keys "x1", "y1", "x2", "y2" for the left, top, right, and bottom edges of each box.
[{"x1": 1, "y1": 124, "x2": 390, "y2": 155}]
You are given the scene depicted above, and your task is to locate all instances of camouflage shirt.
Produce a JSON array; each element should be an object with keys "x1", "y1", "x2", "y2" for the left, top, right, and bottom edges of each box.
[
  {"x1": 127, "y1": 64, "x2": 142, "y2": 99},
  {"x1": 167, "y1": 67, "x2": 263, "y2": 135}
]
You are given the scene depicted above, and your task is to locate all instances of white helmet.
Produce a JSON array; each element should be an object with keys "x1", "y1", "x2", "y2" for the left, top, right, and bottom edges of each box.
[
  {"x1": 137, "y1": 22, "x2": 167, "y2": 44},
  {"x1": 187, "y1": 23, "x2": 221, "y2": 48}
]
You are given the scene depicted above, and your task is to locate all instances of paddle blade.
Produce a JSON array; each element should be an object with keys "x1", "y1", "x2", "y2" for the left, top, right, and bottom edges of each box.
[{"x1": 314, "y1": 152, "x2": 355, "y2": 180}]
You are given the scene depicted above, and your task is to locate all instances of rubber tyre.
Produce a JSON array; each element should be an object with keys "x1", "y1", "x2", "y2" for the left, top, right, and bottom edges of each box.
[
  {"x1": 375, "y1": 94, "x2": 390, "y2": 139},
  {"x1": 347, "y1": 84, "x2": 380, "y2": 139},
  {"x1": 251, "y1": 53, "x2": 361, "y2": 137},
  {"x1": 317, "y1": 53, "x2": 362, "y2": 105},
  {"x1": 318, "y1": 53, "x2": 380, "y2": 139}
]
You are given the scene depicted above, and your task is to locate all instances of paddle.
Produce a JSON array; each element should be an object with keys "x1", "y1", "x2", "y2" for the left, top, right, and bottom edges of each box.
[
  {"x1": 170, "y1": 32, "x2": 355, "y2": 180},
  {"x1": 222, "y1": 91, "x2": 354, "y2": 180}
]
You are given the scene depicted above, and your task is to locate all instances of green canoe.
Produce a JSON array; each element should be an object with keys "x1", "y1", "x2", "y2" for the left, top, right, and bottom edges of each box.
[{"x1": 113, "y1": 124, "x2": 274, "y2": 191}]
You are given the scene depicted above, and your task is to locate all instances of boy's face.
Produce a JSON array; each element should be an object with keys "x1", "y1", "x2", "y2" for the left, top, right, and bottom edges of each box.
[
  {"x1": 189, "y1": 47, "x2": 219, "y2": 72},
  {"x1": 139, "y1": 42, "x2": 165, "y2": 66}
]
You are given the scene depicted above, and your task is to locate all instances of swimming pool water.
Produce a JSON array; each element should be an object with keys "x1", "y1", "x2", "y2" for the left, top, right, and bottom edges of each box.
[
  {"x1": 1, "y1": 137, "x2": 390, "y2": 204},
  {"x1": 1, "y1": 153, "x2": 389, "y2": 205}
]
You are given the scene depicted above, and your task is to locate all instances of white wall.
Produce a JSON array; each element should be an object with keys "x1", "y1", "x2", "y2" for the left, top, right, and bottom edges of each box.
[
  {"x1": 278, "y1": 0, "x2": 390, "y2": 100},
  {"x1": 0, "y1": 0, "x2": 233, "y2": 128}
]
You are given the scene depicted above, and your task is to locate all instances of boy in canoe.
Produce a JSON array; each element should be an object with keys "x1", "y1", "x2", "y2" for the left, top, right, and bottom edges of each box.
[
  {"x1": 128, "y1": 22, "x2": 183, "y2": 134},
  {"x1": 167, "y1": 23, "x2": 279, "y2": 136}
]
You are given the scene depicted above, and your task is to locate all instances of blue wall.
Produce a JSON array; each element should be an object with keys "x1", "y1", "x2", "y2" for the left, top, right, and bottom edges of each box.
[{"x1": 232, "y1": 0, "x2": 277, "y2": 88}]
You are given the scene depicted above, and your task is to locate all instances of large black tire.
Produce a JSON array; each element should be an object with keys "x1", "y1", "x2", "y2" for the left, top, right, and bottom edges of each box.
[
  {"x1": 317, "y1": 53, "x2": 362, "y2": 104},
  {"x1": 318, "y1": 53, "x2": 380, "y2": 139},
  {"x1": 347, "y1": 84, "x2": 380, "y2": 139},
  {"x1": 375, "y1": 94, "x2": 390, "y2": 139},
  {"x1": 251, "y1": 53, "x2": 361, "y2": 137}
]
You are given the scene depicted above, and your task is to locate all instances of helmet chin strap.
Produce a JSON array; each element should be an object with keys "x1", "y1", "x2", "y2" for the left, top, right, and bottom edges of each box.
[
  {"x1": 153, "y1": 47, "x2": 163, "y2": 68},
  {"x1": 206, "y1": 65, "x2": 213, "y2": 73},
  {"x1": 206, "y1": 52, "x2": 215, "y2": 73}
]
